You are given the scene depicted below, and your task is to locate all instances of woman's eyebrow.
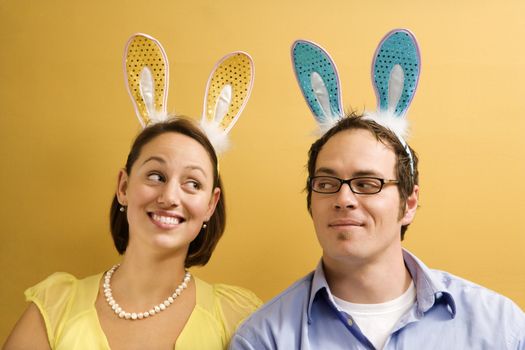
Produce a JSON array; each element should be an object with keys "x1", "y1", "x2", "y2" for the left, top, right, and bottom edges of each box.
[
  {"x1": 185, "y1": 165, "x2": 208, "y2": 178},
  {"x1": 141, "y1": 156, "x2": 166, "y2": 166}
]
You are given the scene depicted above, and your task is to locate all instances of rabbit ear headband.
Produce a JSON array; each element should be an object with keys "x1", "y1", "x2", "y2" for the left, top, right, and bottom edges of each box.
[
  {"x1": 123, "y1": 33, "x2": 254, "y2": 154},
  {"x1": 291, "y1": 29, "x2": 421, "y2": 174}
]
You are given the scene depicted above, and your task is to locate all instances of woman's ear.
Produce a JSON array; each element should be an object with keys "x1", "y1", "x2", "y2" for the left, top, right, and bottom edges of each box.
[
  {"x1": 401, "y1": 185, "x2": 419, "y2": 225},
  {"x1": 205, "y1": 187, "x2": 221, "y2": 220},
  {"x1": 116, "y1": 169, "x2": 129, "y2": 206}
]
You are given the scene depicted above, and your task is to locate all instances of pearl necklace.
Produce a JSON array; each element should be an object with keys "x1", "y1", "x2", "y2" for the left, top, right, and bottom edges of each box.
[{"x1": 103, "y1": 264, "x2": 191, "y2": 321}]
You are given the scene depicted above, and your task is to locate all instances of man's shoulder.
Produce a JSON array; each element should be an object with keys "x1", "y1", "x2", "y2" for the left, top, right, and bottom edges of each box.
[
  {"x1": 431, "y1": 268, "x2": 524, "y2": 317},
  {"x1": 236, "y1": 271, "x2": 314, "y2": 329},
  {"x1": 434, "y1": 268, "x2": 509, "y2": 298},
  {"x1": 230, "y1": 271, "x2": 315, "y2": 349},
  {"x1": 406, "y1": 250, "x2": 522, "y2": 314}
]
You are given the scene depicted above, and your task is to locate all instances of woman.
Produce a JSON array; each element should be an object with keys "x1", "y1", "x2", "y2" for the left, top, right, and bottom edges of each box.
[{"x1": 4, "y1": 118, "x2": 261, "y2": 349}]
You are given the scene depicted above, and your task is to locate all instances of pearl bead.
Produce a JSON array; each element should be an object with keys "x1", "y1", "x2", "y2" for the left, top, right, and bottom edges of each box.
[{"x1": 103, "y1": 264, "x2": 191, "y2": 321}]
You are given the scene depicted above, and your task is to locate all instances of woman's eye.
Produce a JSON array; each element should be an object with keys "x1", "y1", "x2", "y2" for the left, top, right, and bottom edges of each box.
[
  {"x1": 147, "y1": 173, "x2": 164, "y2": 182},
  {"x1": 183, "y1": 180, "x2": 202, "y2": 191}
]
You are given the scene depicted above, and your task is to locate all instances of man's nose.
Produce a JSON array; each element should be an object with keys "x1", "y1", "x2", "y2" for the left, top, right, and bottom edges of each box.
[{"x1": 334, "y1": 182, "x2": 358, "y2": 209}]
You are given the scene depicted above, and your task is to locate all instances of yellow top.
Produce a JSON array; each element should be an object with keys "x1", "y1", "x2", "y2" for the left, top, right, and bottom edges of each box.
[{"x1": 25, "y1": 272, "x2": 261, "y2": 349}]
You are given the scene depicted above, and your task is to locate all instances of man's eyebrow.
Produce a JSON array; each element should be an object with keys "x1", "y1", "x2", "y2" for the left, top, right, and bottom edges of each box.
[
  {"x1": 314, "y1": 167, "x2": 382, "y2": 177},
  {"x1": 314, "y1": 167, "x2": 337, "y2": 176},
  {"x1": 352, "y1": 170, "x2": 382, "y2": 177}
]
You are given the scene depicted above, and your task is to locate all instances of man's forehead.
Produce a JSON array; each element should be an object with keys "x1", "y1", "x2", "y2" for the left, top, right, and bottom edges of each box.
[{"x1": 315, "y1": 129, "x2": 397, "y2": 175}]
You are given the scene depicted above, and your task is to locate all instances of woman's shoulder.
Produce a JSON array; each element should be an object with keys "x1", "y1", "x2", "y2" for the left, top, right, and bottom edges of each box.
[
  {"x1": 213, "y1": 283, "x2": 262, "y2": 310},
  {"x1": 25, "y1": 271, "x2": 101, "y2": 300},
  {"x1": 195, "y1": 277, "x2": 261, "y2": 309},
  {"x1": 194, "y1": 277, "x2": 262, "y2": 335},
  {"x1": 24, "y1": 271, "x2": 102, "y2": 344},
  {"x1": 25, "y1": 272, "x2": 79, "y2": 302}
]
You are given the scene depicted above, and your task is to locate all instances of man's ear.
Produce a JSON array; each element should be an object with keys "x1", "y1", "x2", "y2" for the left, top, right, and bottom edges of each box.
[
  {"x1": 116, "y1": 169, "x2": 129, "y2": 206},
  {"x1": 401, "y1": 185, "x2": 419, "y2": 225}
]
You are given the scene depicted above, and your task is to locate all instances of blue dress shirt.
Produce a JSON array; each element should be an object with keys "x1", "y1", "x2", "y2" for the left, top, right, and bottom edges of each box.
[{"x1": 230, "y1": 250, "x2": 525, "y2": 349}]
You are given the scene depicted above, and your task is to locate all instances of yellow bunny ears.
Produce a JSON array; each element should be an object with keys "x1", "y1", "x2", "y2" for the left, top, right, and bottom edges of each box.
[{"x1": 123, "y1": 33, "x2": 254, "y2": 154}]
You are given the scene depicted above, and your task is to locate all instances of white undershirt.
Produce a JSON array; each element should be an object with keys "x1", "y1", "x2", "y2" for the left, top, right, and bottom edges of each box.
[{"x1": 332, "y1": 282, "x2": 416, "y2": 350}]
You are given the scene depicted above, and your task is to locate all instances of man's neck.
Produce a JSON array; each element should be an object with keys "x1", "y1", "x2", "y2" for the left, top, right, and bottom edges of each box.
[{"x1": 323, "y1": 249, "x2": 412, "y2": 304}]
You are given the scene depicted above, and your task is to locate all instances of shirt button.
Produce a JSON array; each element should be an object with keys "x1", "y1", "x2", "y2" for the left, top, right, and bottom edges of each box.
[{"x1": 347, "y1": 318, "x2": 353, "y2": 326}]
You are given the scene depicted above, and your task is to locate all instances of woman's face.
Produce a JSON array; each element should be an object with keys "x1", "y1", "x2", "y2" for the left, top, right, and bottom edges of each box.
[{"x1": 117, "y1": 132, "x2": 220, "y2": 254}]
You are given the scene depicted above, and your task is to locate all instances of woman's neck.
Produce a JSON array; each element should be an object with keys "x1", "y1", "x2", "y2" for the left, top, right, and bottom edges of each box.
[{"x1": 109, "y1": 247, "x2": 189, "y2": 310}]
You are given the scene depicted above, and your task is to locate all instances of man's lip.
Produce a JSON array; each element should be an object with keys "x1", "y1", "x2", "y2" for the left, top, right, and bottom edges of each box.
[{"x1": 328, "y1": 219, "x2": 364, "y2": 227}]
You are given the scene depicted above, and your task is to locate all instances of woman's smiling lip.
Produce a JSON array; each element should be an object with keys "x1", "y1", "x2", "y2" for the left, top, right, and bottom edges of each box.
[{"x1": 148, "y1": 211, "x2": 185, "y2": 229}]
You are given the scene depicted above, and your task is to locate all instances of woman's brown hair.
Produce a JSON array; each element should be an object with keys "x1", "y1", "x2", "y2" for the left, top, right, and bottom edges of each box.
[{"x1": 109, "y1": 117, "x2": 226, "y2": 267}]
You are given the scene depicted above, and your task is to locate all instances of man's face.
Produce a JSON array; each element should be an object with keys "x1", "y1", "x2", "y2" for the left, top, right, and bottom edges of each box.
[{"x1": 310, "y1": 129, "x2": 418, "y2": 265}]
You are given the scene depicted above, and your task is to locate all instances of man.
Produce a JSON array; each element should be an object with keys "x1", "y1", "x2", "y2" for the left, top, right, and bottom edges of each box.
[{"x1": 230, "y1": 115, "x2": 525, "y2": 349}]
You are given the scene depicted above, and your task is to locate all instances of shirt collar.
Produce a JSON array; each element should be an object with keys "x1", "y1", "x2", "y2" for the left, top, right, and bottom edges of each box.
[
  {"x1": 307, "y1": 249, "x2": 456, "y2": 322},
  {"x1": 307, "y1": 260, "x2": 331, "y2": 322},
  {"x1": 402, "y1": 249, "x2": 456, "y2": 317}
]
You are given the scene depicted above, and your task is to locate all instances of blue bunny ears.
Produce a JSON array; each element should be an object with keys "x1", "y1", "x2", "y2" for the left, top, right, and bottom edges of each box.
[
  {"x1": 366, "y1": 29, "x2": 421, "y2": 140},
  {"x1": 291, "y1": 40, "x2": 343, "y2": 132},
  {"x1": 291, "y1": 28, "x2": 421, "y2": 173}
]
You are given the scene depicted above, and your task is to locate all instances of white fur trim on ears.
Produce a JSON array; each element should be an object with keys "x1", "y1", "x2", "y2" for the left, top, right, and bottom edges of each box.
[
  {"x1": 314, "y1": 118, "x2": 340, "y2": 136},
  {"x1": 363, "y1": 110, "x2": 410, "y2": 140},
  {"x1": 147, "y1": 111, "x2": 169, "y2": 125},
  {"x1": 200, "y1": 121, "x2": 230, "y2": 155}
]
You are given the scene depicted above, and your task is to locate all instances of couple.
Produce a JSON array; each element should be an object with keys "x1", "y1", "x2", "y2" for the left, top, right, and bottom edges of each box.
[{"x1": 5, "y1": 30, "x2": 525, "y2": 349}]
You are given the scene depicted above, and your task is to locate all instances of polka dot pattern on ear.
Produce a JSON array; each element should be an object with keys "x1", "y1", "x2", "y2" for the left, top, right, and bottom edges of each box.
[
  {"x1": 372, "y1": 30, "x2": 421, "y2": 115},
  {"x1": 124, "y1": 34, "x2": 168, "y2": 126},
  {"x1": 204, "y1": 53, "x2": 253, "y2": 133},
  {"x1": 292, "y1": 41, "x2": 342, "y2": 123}
]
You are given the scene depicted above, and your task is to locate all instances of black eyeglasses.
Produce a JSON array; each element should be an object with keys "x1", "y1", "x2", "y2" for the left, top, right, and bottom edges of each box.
[{"x1": 310, "y1": 176, "x2": 399, "y2": 195}]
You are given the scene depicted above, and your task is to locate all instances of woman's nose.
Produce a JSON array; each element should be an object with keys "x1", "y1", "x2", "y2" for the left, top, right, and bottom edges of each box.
[{"x1": 157, "y1": 181, "x2": 181, "y2": 207}]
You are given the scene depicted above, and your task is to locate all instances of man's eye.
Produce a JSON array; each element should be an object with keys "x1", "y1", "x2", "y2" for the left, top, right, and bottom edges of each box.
[
  {"x1": 319, "y1": 181, "x2": 335, "y2": 189},
  {"x1": 354, "y1": 179, "x2": 379, "y2": 189}
]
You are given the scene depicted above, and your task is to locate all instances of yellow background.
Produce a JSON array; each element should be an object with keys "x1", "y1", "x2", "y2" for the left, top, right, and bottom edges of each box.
[{"x1": 1, "y1": 0, "x2": 524, "y2": 342}]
